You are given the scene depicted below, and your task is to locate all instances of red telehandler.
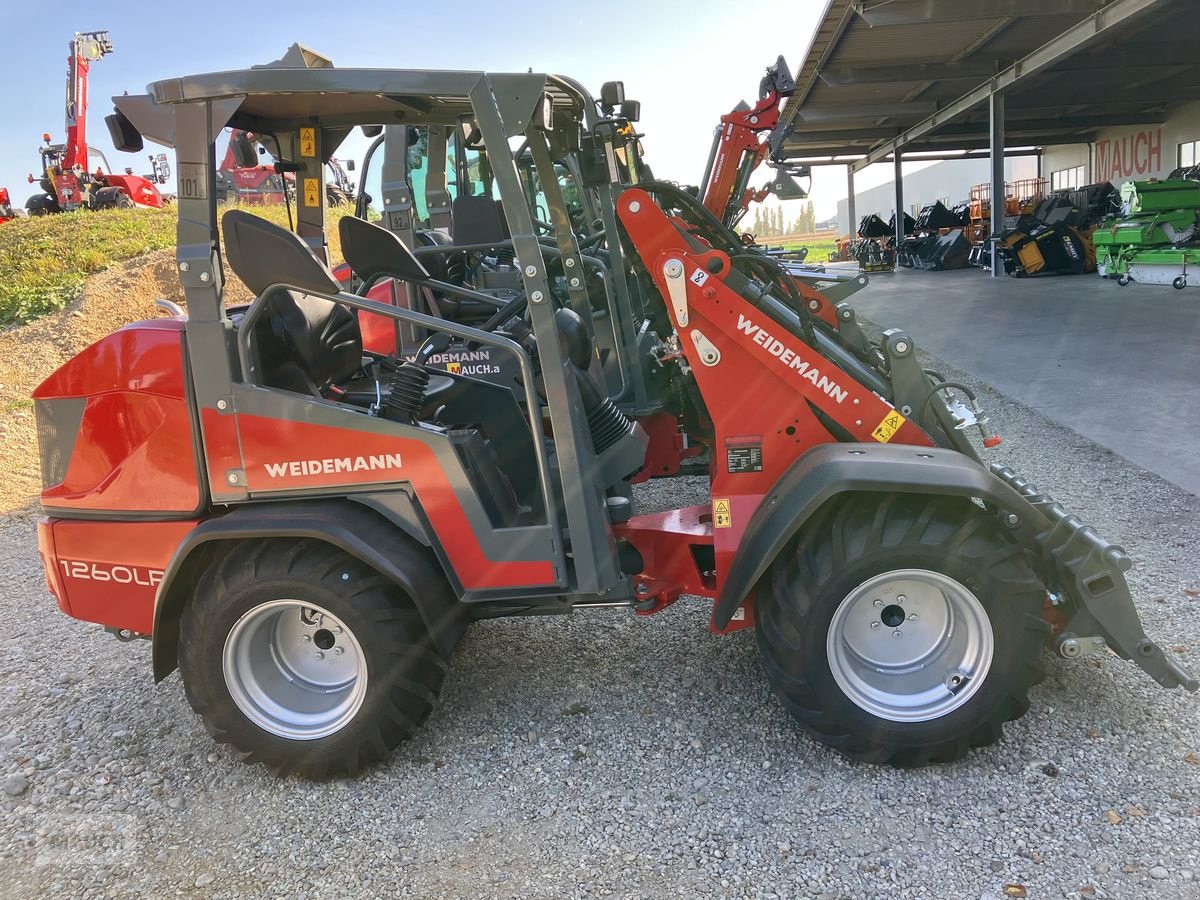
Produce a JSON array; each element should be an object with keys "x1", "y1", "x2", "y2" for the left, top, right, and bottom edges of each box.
[
  {"x1": 699, "y1": 57, "x2": 870, "y2": 332},
  {"x1": 217, "y1": 129, "x2": 357, "y2": 206},
  {"x1": 25, "y1": 31, "x2": 170, "y2": 215},
  {"x1": 215, "y1": 131, "x2": 288, "y2": 205}
]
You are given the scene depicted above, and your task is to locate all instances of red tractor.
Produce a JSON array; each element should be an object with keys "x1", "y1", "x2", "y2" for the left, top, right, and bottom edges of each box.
[
  {"x1": 25, "y1": 31, "x2": 169, "y2": 215},
  {"x1": 32, "y1": 46, "x2": 1194, "y2": 779},
  {"x1": 0, "y1": 187, "x2": 16, "y2": 223}
]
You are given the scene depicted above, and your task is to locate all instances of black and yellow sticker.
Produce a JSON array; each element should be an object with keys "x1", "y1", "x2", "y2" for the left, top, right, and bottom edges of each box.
[
  {"x1": 303, "y1": 178, "x2": 320, "y2": 207},
  {"x1": 713, "y1": 498, "x2": 732, "y2": 528},
  {"x1": 872, "y1": 410, "x2": 906, "y2": 443},
  {"x1": 299, "y1": 127, "x2": 316, "y2": 157}
]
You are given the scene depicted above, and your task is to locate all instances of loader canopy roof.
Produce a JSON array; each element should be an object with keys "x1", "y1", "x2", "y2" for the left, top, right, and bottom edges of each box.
[{"x1": 141, "y1": 65, "x2": 588, "y2": 137}]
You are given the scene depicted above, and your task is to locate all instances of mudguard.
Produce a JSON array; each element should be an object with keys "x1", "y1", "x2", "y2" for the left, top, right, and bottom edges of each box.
[
  {"x1": 711, "y1": 442, "x2": 1197, "y2": 693},
  {"x1": 151, "y1": 499, "x2": 465, "y2": 681},
  {"x1": 712, "y1": 443, "x2": 1039, "y2": 630}
]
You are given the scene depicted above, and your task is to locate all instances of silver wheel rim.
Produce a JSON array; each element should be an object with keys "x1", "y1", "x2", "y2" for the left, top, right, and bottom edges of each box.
[
  {"x1": 826, "y1": 569, "x2": 994, "y2": 723},
  {"x1": 222, "y1": 600, "x2": 368, "y2": 740}
]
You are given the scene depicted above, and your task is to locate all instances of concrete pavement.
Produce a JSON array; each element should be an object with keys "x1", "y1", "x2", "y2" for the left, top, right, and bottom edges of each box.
[{"x1": 839, "y1": 265, "x2": 1200, "y2": 495}]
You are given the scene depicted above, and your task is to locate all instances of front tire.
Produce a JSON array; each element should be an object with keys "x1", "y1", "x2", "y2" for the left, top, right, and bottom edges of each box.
[
  {"x1": 178, "y1": 539, "x2": 449, "y2": 778},
  {"x1": 755, "y1": 494, "x2": 1048, "y2": 766}
]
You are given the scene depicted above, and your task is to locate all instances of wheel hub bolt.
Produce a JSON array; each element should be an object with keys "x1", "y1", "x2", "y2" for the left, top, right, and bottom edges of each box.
[
  {"x1": 314, "y1": 652, "x2": 324, "y2": 660},
  {"x1": 870, "y1": 621, "x2": 881, "y2": 629},
  {"x1": 333, "y1": 647, "x2": 344, "y2": 655},
  {"x1": 892, "y1": 631, "x2": 902, "y2": 639},
  {"x1": 873, "y1": 599, "x2": 884, "y2": 608},
  {"x1": 908, "y1": 614, "x2": 918, "y2": 622},
  {"x1": 301, "y1": 634, "x2": 311, "y2": 643},
  {"x1": 896, "y1": 594, "x2": 906, "y2": 603}
]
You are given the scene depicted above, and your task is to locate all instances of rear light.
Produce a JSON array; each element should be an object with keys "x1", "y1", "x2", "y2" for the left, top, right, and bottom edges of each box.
[{"x1": 34, "y1": 398, "x2": 85, "y2": 489}]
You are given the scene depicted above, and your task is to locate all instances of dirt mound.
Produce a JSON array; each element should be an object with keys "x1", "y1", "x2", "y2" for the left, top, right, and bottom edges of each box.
[{"x1": 0, "y1": 251, "x2": 257, "y2": 516}]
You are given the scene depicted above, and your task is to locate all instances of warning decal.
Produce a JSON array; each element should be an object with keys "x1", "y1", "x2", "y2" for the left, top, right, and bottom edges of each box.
[
  {"x1": 303, "y1": 178, "x2": 320, "y2": 207},
  {"x1": 690, "y1": 268, "x2": 709, "y2": 287},
  {"x1": 299, "y1": 127, "x2": 316, "y2": 157},
  {"x1": 713, "y1": 498, "x2": 732, "y2": 528},
  {"x1": 872, "y1": 410, "x2": 906, "y2": 443}
]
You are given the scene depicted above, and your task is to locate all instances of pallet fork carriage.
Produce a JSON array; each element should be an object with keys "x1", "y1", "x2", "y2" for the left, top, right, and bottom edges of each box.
[{"x1": 32, "y1": 45, "x2": 1194, "y2": 777}]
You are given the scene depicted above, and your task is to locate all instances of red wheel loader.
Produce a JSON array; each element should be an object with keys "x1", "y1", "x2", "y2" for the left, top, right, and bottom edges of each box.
[
  {"x1": 25, "y1": 31, "x2": 169, "y2": 215},
  {"x1": 31, "y1": 45, "x2": 1194, "y2": 778}
]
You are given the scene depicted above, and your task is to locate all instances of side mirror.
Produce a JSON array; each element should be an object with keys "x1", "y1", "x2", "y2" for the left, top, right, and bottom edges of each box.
[
  {"x1": 230, "y1": 132, "x2": 258, "y2": 168},
  {"x1": 361, "y1": 124, "x2": 383, "y2": 138},
  {"x1": 105, "y1": 111, "x2": 143, "y2": 152},
  {"x1": 620, "y1": 100, "x2": 641, "y2": 122},
  {"x1": 600, "y1": 81, "x2": 625, "y2": 109},
  {"x1": 345, "y1": 159, "x2": 355, "y2": 172}
]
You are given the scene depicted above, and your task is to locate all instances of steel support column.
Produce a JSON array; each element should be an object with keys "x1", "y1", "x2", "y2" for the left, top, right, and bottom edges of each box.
[
  {"x1": 894, "y1": 152, "x2": 904, "y2": 256},
  {"x1": 846, "y1": 165, "x2": 856, "y2": 238},
  {"x1": 989, "y1": 91, "x2": 1005, "y2": 277}
]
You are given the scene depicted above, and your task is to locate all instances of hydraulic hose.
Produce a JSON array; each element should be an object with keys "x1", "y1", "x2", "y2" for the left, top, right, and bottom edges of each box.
[{"x1": 637, "y1": 180, "x2": 817, "y2": 342}]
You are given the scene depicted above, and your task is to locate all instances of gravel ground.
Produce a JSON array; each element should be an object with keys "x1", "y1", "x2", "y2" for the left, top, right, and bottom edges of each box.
[{"x1": 2, "y1": 348, "x2": 1199, "y2": 899}]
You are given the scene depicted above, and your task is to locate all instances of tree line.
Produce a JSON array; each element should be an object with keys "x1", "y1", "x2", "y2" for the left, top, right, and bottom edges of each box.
[{"x1": 748, "y1": 200, "x2": 818, "y2": 237}]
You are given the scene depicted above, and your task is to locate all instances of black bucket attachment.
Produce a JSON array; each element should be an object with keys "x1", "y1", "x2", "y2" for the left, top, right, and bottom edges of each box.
[{"x1": 992, "y1": 464, "x2": 1198, "y2": 692}]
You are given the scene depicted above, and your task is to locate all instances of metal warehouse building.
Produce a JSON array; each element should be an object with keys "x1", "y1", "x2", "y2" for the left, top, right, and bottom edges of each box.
[
  {"x1": 780, "y1": 0, "x2": 1199, "y2": 271},
  {"x1": 781, "y1": 0, "x2": 1200, "y2": 497}
]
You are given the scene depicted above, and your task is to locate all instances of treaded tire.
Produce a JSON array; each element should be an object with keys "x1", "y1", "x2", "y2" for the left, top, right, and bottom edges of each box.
[
  {"x1": 178, "y1": 539, "x2": 449, "y2": 778},
  {"x1": 755, "y1": 493, "x2": 1048, "y2": 766}
]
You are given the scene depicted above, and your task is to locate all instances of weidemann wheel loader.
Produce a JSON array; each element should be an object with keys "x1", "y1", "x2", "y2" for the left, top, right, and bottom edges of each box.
[{"x1": 31, "y1": 45, "x2": 1195, "y2": 778}]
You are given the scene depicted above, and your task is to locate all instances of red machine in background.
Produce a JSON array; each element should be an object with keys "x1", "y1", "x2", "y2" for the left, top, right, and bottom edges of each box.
[
  {"x1": 25, "y1": 31, "x2": 169, "y2": 215},
  {"x1": 217, "y1": 129, "x2": 356, "y2": 206},
  {"x1": 216, "y1": 131, "x2": 288, "y2": 205},
  {"x1": 0, "y1": 188, "x2": 16, "y2": 224},
  {"x1": 699, "y1": 56, "x2": 809, "y2": 230}
]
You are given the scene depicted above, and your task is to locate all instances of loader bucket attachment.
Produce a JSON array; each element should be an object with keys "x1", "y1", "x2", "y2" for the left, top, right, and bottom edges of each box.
[{"x1": 991, "y1": 465, "x2": 1198, "y2": 692}]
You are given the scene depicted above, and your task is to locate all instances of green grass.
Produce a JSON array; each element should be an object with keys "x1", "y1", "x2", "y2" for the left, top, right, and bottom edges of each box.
[
  {"x1": 0, "y1": 205, "x2": 178, "y2": 327},
  {"x1": 781, "y1": 238, "x2": 839, "y2": 261},
  {"x1": 0, "y1": 203, "x2": 351, "y2": 329}
]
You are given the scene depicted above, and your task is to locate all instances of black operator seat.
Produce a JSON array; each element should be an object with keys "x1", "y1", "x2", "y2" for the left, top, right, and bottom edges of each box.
[
  {"x1": 221, "y1": 210, "x2": 362, "y2": 395},
  {"x1": 339, "y1": 213, "x2": 432, "y2": 285},
  {"x1": 339, "y1": 215, "x2": 511, "y2": 324}
]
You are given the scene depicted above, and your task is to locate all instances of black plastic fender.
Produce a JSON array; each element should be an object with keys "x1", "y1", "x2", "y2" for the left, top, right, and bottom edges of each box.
[
  {"x1": 711, "y1": 442, "x2": 1047, "y2": 629},
  {"x1": 151, "y1": 499, "x2": 465, "y2": 682}
]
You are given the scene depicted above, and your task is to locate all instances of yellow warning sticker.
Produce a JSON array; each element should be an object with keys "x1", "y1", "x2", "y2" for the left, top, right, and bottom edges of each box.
[
  {"x1": 303, "y1": 178, "x2": 320, "y2": 207},
  {"x1": 299, "y1": 127, "x2": 316, "y2": 157},
  {"x1": 713, "y1": 498, "x2": 732, "y2": 528},
  {"x1": 872, "y1": 410, "x2": 906, "y2": 443}
]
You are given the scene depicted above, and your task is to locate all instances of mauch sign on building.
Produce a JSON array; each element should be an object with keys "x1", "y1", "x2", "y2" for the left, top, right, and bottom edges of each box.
[{"x1": 1095, "y1": 128, "x2": 1162, "y2": 183}]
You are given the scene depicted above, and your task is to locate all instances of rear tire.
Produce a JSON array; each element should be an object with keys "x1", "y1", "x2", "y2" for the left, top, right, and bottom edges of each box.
[
  {"x1": 178, "y1": 539, "x2": 449, "y2": 778},
  {"x1": 755, "y1": 493, "x2": 1047, "y2": 766},
  {"x1": 25, "y1": 193, "x2": 59, "y2": 216},
  {"x1": 93, "y1": 188, "x2": 134, "y2": 211}
]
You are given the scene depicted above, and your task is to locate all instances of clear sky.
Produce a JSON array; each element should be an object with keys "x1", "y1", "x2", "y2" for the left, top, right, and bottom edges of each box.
[{"x1": 0, "y1": 0, "x2": 916, "y2": 225}]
